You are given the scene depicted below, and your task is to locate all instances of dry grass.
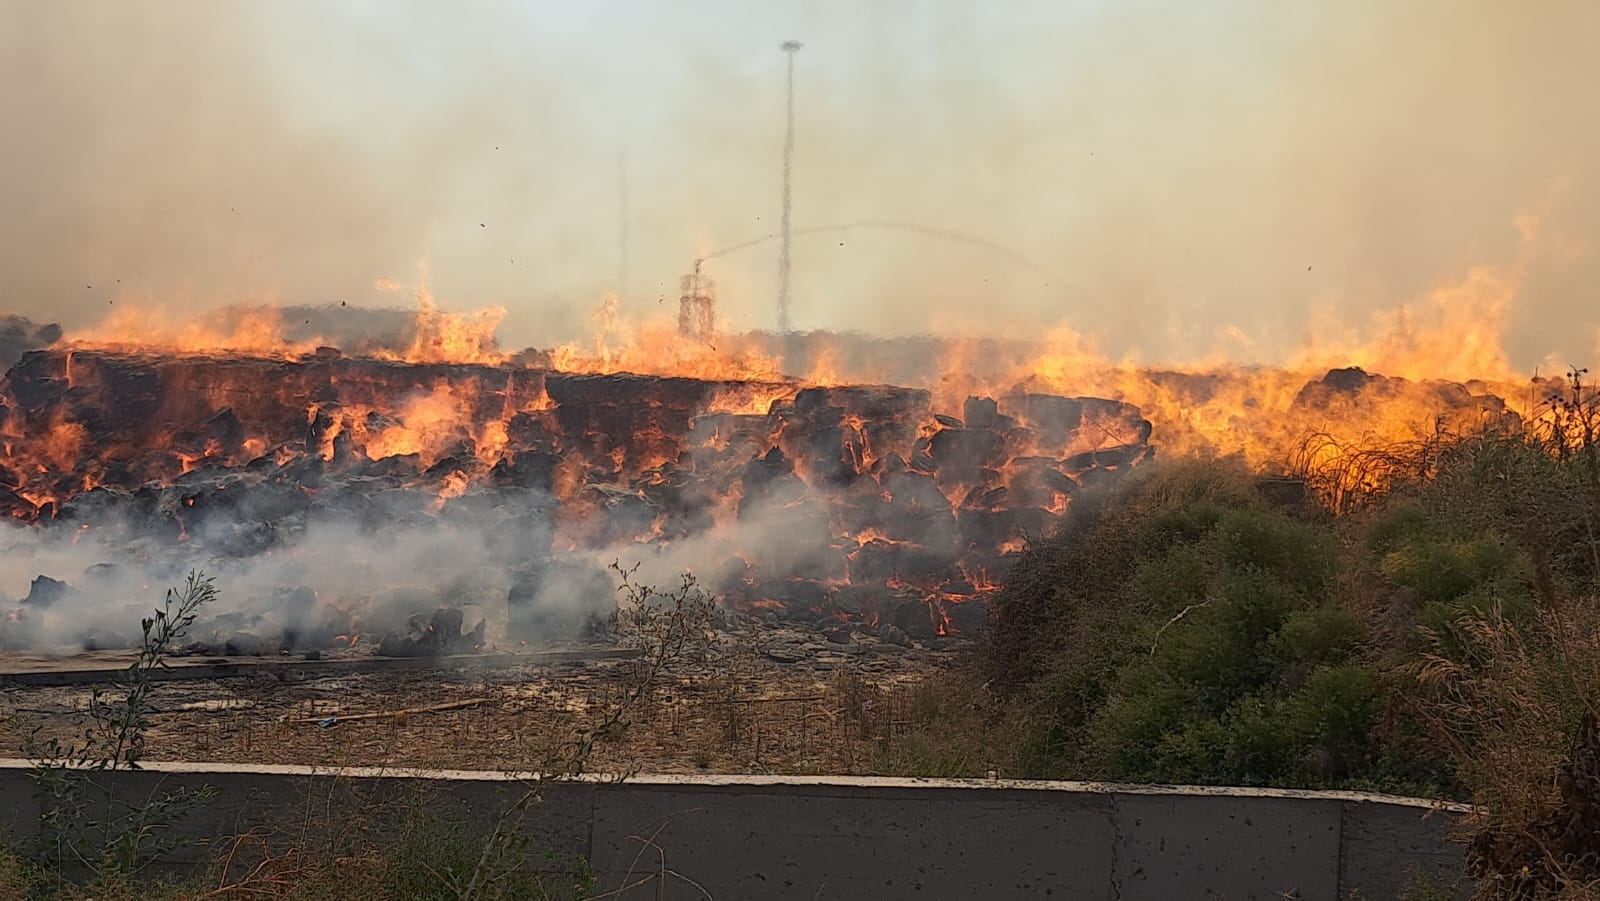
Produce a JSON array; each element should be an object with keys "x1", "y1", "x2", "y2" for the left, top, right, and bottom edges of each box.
[
  {"x1": 1410, "y1": 608, "x2": 1600, "y2": 822},
  {"x1": 1404, "y1": 604, "x2": 1600, "y2": 899},
  {"x1": 827, "y1": 667, "x2": 1023, "y2": 778},
  {"x1": 1, "y1": 655, "x2": 968, "y2": 777}
]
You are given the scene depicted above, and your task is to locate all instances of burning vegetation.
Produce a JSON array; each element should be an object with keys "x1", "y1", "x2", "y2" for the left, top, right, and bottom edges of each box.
[{"x1": 0, "y1": 267, "x2": 1562, "y2": 660}]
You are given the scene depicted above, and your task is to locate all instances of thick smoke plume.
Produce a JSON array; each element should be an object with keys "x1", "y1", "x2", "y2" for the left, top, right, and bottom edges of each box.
[
  {"x1": 4, "y1": 1, "x2": 1600, "y2": 366},
  {"x1": 0, "y1": 482, "x2": 882, "y2": 655},
  {"x1": 0, "y1": 503, "x2": 557, "y2": 653}
]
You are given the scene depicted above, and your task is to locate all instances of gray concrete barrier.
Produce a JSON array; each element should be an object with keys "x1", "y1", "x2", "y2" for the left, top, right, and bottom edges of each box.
[{"x1": 0, "y1": 761, "x2": 1467, "y2": 900}]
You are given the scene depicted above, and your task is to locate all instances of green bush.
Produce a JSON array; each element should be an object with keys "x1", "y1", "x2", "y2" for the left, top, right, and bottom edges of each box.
[
  {"x1": 1281, "y1": 665, "x2": 1380, "y2": 774},
  {"x1": 1365, "y1": 509, "x2": 1539, "y2": 667},
  {"x1": 1127, "y1": 542, "x2": 1212, "y2": 612},
  {"x1": 966, "y1": 423, "x2": 1600, "y2": 820},
  {"x1": 1379, "y1": 536, "x2": 1525, "y2": 606},
  {"x1": 379, "y1": 821, "x2": 593, "y2": 901},
  {"x1": 981, "y1": 460, "x2": 1267, "y2": 693},
  {"x1": 979, "y1": 459, "x2": 1424, "y2": 790},
  {"x1": 1081, "y1": 563, "x2": 1378, "y2": 786},
  {"x1": 1210, "y1": 508, "x2": 1336, "y2": 597},
  {"x1": 1270, "y1": 607, "x2": 1364, "y2": 670},
  {"x1": 1158, "y1": 571, "x2": 1296, "y2": 710}
]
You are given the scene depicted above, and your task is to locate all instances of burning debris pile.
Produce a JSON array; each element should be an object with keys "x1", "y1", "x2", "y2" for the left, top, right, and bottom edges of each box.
[{"x1": 0, "y1": 346, "x2": 1153, "y2": 653}]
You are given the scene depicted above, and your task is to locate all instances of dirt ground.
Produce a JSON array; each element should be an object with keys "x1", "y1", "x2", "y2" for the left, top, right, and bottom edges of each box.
[{"x1": 0, "y1": 634, "x2": 968, "y2": 776}]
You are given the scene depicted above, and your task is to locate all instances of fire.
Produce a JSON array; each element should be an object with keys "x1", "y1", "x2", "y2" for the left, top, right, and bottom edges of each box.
[
  {"x1": 981, "y1": 236, "x2": 1535, "y2": 480},
  {"x1": 849, "y1": 528, "x2": 896, "y2": 546},
  {"x1": 336, "y1": 387, "x2": 471, "y2": 463},
  {"x1": 433, "y1": 471, "x2": 471, "y2": 509},
  {"x1": 0, "y1": 222, "x2": 1573, "y2": 641},
  {"x1": 73, "y1": 264, "x2": 505, "y2": 366},
  {"x1": 45, "y1": 423, "x2": 87, "y2": 471},
  {"x1": 377, "y1": 264, "x2": 505, "y2": 365},
  {"x1": 958, "y1": 560, "x2": 1003, "y2": 593},
  {"x1": 543, "y1": 317, "x2": 788, "y2": 383},
  {"x1": 705, "y1": 384, "x2": 798, "y2": 417},
  {"x1": 57, "y1": 262, "x2": 1519, "y2": 497},
  {"x1": 76, "y1": 304, "x2": 307, "y2": 360}
]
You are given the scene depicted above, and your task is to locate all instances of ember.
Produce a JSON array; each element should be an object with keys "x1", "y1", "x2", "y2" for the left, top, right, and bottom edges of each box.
[{"x1": 0, "y1": 344, "x2": 1153, "y2": 651}]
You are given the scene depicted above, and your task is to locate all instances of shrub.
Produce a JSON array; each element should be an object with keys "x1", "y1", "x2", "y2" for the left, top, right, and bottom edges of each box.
[
  {"x1": 1270, "y1": 607, "x2": 1364, "y2": 671},
  {"x1": 976, "y1": 458, "x2": 1428, "y2": 791},
  {"x1": 981, "y1": 460, "x2": 1265, "y2": 694}
]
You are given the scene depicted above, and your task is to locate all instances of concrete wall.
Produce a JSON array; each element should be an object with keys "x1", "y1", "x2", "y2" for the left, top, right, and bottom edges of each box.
[{"x1": 0, "y1": 761, "x2": 1467, "y2": 900}]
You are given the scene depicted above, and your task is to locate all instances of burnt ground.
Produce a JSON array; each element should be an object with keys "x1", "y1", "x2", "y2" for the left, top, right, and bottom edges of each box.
[{"x1": 0, "y1": 626, "x2": 972, "y2": 776}]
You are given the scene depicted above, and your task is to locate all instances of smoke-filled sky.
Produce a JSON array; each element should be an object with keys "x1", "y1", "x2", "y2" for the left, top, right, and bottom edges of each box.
[{"x1": 4, "y1": 0, "x2": 1600, "y2": 369}]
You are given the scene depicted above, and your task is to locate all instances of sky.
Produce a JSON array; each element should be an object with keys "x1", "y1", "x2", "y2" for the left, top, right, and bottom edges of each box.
[{"x1": 4, "y1": 0, "x2": 1600, "y2": 368}]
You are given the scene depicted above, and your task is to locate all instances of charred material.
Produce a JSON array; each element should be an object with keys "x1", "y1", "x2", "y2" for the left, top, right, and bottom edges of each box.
[
  {"x1": 376, "y1": 608, "x2": 487, "y2": 657},
  {"x1": 0, "y1": 349, "x2": 1156, "y2": 647},
  {"x1": 1293, "y1": 366, "x2": 1520, "y2": 432}
]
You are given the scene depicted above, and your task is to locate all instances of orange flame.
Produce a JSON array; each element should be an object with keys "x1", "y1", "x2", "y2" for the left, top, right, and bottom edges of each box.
[{"x1": 74, "y1": 263, "x2": 504, "y2": 365}]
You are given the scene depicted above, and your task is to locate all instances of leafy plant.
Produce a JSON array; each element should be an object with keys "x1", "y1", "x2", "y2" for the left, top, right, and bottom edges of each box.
[
  {"x1": 408, "y1": 562, "x2": 713, "y2": 901},
  {"x1": 23, "y1": 570, "x2": 220, "y2": 886}
]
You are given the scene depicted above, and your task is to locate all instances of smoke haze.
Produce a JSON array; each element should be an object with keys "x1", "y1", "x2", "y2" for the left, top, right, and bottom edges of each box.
[
  {"x1": 0, "y1": 492, "x2": 612, "y2": 653},
  {"x1": 4, "y1": 0, "x2": 1600, "y2": 368}
]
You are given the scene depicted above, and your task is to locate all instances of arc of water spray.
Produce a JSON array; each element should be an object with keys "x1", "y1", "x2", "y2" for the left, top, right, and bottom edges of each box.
[{"x1": 695, "y1": 220, "x2": 1070, "y2": 286}]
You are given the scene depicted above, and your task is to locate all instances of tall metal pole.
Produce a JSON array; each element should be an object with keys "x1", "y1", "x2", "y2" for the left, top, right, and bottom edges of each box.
[{"x1": 777, "y1": 40, "x2": 802, "y2": 334}]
